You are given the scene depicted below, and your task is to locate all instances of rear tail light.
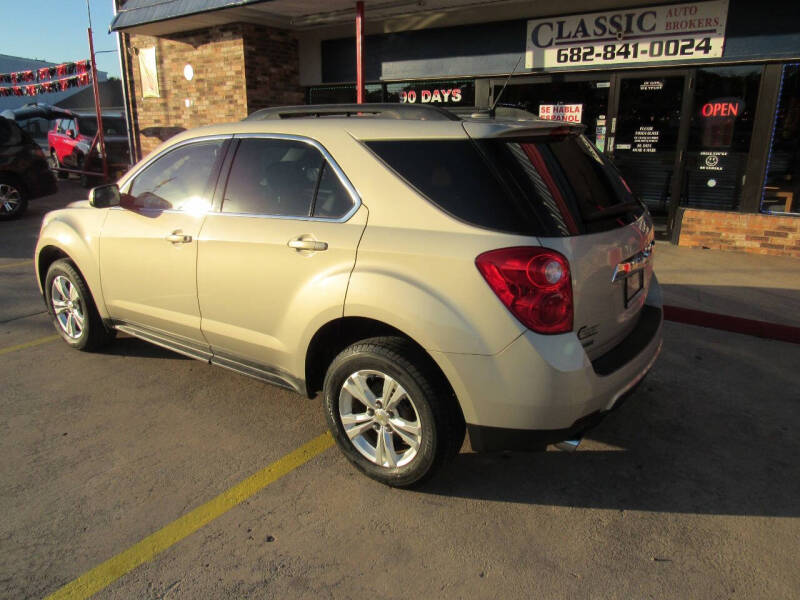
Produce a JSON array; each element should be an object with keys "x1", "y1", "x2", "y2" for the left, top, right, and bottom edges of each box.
[{"x1": 476, "y1": 247, "x2": 573, "y2": 334}]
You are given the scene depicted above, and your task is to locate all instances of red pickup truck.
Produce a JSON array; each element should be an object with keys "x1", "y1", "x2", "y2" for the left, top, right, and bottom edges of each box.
[{"x1": 48, "y1": 111, "x2": 130, "y2": 185}]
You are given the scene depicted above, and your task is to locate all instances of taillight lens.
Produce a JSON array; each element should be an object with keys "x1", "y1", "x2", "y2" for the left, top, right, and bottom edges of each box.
[{"x1": 476, "y1": 247, "x2": 573, "y2": 334}]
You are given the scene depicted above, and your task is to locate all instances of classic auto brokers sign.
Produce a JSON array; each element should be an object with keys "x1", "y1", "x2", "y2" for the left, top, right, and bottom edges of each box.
[{"x1": 525, "y1": 1, "x2": 729, "y2": 69}]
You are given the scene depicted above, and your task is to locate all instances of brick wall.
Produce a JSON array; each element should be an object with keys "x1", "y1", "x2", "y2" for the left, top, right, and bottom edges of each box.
[
  {"x1": 127, "y1": 23, "x2": 301, "y2": 158},
  {"x1": 242, "y1": 24, "x2": 304, "y2": 113},
  {"x1": 129, "y1": 26, "x2": 247, "y2": 156},
  {"x1": 678, "y1": 208, "x2": 800, "y2": 257}
]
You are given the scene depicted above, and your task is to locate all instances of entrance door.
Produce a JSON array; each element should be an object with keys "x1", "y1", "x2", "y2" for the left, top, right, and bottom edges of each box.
[{"x1": 609, "y1": 71, "x2": 692, "y2": 234}]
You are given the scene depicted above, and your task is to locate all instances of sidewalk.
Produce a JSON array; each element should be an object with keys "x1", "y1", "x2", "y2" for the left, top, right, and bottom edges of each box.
[{"x1": 655, "y1": 241, "x2": 800, "y2": 330}]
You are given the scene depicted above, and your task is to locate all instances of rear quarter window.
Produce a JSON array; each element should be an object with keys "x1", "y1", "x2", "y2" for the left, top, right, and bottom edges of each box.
[
  {"x1": 366, "y1": 136, "x2": 644, "y2": 236},
  {"x1": 365, "y1": 139, "x2": 532, "y2": 234}
]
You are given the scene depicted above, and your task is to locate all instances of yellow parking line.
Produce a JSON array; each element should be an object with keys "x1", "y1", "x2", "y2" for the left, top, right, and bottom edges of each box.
[
  {"x1": 45, "y1": 432, "x2": 335, "y2": 600},
  {"x1": 0, "y1": 259, "x2": 33, "y2": 270},
  {"x1": 0, "y1": 334, "x2": 59, "y2": 356}
]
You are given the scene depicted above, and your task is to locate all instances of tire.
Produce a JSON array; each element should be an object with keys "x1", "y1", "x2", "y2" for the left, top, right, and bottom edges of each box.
[
  {"x1": 44, "y1": 259, "x2": 116, "y2": 351},
  {"x1": 323, "y1": 336, "x2": 465, "y2": 487},
  {"x1": 0, "y1": 177, "x2": 28, "y2": 220},
  {"x1": 51, "y1": 152, "x2": 68, "y2": 179}
]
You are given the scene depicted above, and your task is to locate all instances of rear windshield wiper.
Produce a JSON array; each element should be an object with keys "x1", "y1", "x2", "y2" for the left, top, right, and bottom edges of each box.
[{"x1": 582, "y1": 201, "x2": 643, "y2": 222}]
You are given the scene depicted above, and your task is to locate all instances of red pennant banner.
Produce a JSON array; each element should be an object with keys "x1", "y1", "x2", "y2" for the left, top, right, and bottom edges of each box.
[
  {"x1": 0, "y1": 59, "x2": 92, "y2": 85},
  {"x1": 0, "y1": 72, "x2": 92, "y2": 97}
]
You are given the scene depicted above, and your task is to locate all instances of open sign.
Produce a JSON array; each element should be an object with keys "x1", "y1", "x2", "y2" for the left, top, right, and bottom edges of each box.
[{"x1": 701, "y1": 98, "x2": 744, "y2": 118}]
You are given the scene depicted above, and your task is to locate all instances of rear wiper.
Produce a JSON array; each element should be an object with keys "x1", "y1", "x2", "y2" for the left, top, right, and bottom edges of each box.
[{"x1": 582, "y1": 201, "x2": 642, "y2": 222}]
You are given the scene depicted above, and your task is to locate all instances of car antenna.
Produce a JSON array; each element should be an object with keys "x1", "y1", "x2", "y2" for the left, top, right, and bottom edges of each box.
[{"x1": 489, "y1": 54, "x2": 524, "y2": 118}]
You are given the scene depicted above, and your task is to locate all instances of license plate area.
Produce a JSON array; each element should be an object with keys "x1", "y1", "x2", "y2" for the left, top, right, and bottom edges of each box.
[{"x1": 624, "y1": 270, "x2": 644, "y2": 307}]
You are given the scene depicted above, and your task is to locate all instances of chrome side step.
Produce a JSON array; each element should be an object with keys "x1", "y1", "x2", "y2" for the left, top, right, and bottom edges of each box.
[
  {"x1": 211, "y1": 353, "x2": 302, "y2": 394},
  {"x1": 113, "y1": 321, "x2": 304, "y2": 395},
  {"x1": 115, "y1": 323, "x2": 212, "y2": 362}
]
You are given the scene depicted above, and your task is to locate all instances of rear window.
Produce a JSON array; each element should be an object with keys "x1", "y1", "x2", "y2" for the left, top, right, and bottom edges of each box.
[{"x1": 366, "y1": 135, "x2": 644, "y2": 236}]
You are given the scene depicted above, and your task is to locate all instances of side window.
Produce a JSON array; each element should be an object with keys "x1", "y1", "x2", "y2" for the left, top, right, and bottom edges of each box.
[
  {"x1": 127, "y1": 139, "x2": 224, "y2": 211},
  {"x1": 222, "y1": 138, "x2": 323, "y2": 217},
  {"x1": 312, "y1": 163, "x2": 353, "y2": 218}
]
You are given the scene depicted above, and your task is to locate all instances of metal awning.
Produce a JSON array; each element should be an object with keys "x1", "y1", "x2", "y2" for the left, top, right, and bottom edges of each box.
[
  {"x1": 110, "y1": 0, "x2": 534, "y2": 35},
  {"x1": 111, "y1": 0, "x2": 269, "y2": 33}
]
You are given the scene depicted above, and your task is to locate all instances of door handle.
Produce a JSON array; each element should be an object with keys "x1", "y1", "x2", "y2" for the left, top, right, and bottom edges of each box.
[
  {"x1": 288, "y1": 238, "x2": 328, "y2": 252},
  {"x1": 165, "y1": 231, "x2": 192, "y2": 244}
]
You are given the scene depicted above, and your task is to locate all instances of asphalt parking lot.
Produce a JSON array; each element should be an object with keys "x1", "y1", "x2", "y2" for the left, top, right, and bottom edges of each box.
[{"x1": 2, "y1": 181, "x2": 799, "y2": 599}]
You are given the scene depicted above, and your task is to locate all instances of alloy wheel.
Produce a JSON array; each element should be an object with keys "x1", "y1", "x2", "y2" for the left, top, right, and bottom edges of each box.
[
  {"x1": 338, "y1": 370, "x2": 423, "y2": 468},
  {"x1": 0, "y1": 183, "x2": 22, "y2": 216},
  {"x1": 51, "y1": 275, "x2": 85, "y2": 339}
]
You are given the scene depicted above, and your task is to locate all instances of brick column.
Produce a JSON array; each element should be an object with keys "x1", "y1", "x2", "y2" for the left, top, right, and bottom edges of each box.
[{"x1": 242, "y1": 24, "x2": 304, "y2": 114}]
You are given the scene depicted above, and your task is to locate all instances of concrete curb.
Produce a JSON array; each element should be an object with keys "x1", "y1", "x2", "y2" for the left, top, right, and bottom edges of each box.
[{"x1": 663, "y1": 305, "x2": 800, "y2": 345}]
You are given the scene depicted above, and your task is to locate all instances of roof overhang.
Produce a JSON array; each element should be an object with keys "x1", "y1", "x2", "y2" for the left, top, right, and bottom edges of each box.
[{"x1": 111, "y1": 0, "x2": 555, "y2": 36}]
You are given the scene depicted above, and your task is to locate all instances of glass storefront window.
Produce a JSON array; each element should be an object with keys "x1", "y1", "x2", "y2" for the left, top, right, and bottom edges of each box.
[
  {"x1": 307, "y1": 83, "x2": 383, "y2": 104},
  {"x1": 307, "y1": 79, "x2": 475, "y2": 108},
  {"x1": 762, "y1": 63, "x2": 800, "y2": 215},
  {"x1": 683, "y1": 65, "x2": 761, "y2": 211},
  {"x1": 491, "y1": 79, "x2": 609, "y2": 151},
  {"x1": 384, "y1": 79, "x2": 474, "y2": 107}
]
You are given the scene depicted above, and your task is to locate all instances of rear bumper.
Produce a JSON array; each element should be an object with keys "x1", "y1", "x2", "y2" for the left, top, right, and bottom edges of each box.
[
  {"x1": 466, "y1": 350, "x2": 655, "y2": 451},
  {"x1": 431, "y1": 277, "x2": 663, "y2": 451}
]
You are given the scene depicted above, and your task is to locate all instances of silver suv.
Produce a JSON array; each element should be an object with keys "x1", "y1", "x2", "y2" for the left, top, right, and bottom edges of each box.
[{"x1": 35, "y1": 104, "x2": 662, "y2": 487}]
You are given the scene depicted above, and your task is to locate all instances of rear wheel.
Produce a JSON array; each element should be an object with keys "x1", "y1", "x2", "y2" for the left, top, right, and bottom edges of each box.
[
  {"x1": 45, "y1": 259, "x2": 116, "y2": 351},
  {"x1": 0, "y1": 177, "x2": 27, "y2": 220},
  {"x1": 50, "y1": 151, "x2": 68, "y2": 179},
  {"x1": 323, "y1": 336, "x2": 464, "y2": 487}
]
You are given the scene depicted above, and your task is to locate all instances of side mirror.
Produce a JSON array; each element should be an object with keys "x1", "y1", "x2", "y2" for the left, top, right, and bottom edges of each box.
[
  {"x1": 89, "y1": 184, "x2": 120, "y2": 208},
  {"x1": 66, "y1": 129, "x2": 75, "y2": 138}
]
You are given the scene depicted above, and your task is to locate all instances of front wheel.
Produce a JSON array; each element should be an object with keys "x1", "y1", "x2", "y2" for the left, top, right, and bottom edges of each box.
[
  {"x1": 323, "y1": 336, "x2": 464, "y2": 487},
  {"x1": 45, "y1": 259, "x2": 116, "y2": 351}
]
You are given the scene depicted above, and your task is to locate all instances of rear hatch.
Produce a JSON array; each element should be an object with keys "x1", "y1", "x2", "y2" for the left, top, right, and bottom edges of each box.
[
  {"x1": 464, "y1": 120, "x2": 655, "y2": 359},
  {"x1": 366, "y1": 119, "x2": 654, "y2": 359}
]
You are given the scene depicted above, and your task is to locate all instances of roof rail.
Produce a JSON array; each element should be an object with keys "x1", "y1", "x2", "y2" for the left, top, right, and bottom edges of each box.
[{"x1": 245, "y1": 103, "x2": 461, "y2": 122}]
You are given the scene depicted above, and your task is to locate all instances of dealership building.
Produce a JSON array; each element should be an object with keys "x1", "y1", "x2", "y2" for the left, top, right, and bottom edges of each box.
[{"x1": 111, "y1": 0, "x2": 800, "y2": 255}]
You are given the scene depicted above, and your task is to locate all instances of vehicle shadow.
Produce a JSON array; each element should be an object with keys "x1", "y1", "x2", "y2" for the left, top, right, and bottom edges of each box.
[
  {"x1": 419, "y1": 323, "x2": 800, "y2": 518},
  {"x1": 101, "y1": 335, "x2": 190, "y2": 361}
]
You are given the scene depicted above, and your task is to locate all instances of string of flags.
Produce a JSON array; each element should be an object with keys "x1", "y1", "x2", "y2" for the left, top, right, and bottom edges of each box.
[{"x1": 0, "y1": 60, "x2": 92, "y2": 97}]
